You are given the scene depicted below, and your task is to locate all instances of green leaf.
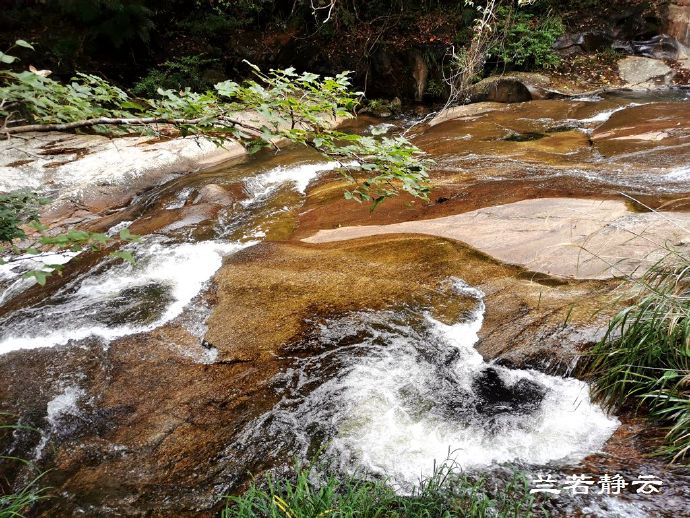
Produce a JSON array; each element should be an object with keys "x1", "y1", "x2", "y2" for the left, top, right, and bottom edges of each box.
[
  {"x1": 15, "y1": 39, "x2": 34, "y2": 50},
  {"x1": 121, "y1": 100, "x2": 146, "y2": 111},
  {"x1": 118, "y1": 228, "x2": 137, "y2": 241},
  {"x1": 370, "y1": 125, "x2": 389, "y2": 136},
  {"x1": 0, "y1": 52, "x2": 17, "y2": 64},
  {"x1": 110, "y1": 250, "x2": 135, "y2": 265},
  {"x1": 24, "y1": 270, "x2": 47, "y2": 286}
]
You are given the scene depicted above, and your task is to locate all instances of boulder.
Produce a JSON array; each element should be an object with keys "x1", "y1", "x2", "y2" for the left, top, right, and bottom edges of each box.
[
  {"x1": 554, "y1": 31, "x2": 614, "y2": 56},
  {"x1": 193, "y1": 184, "x2": 237, "y2": 206},
  {"x1": 617, "y1": 56, "x2": 673, "y2": 89},
  {"x1": 468, "y1": 73, "x2": 569, "y2": 104},
  {"x1": 470, "y1": 77, "x2": 533, "y2": 103},
  {"x1": 613, "y1": 34, "x2": 687, "y2": 60}
]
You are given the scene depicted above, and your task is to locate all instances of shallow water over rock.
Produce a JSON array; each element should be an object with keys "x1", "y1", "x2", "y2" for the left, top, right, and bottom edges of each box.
[{"x1": 1, "y1": 91, "x2": 690, "y2": 516}]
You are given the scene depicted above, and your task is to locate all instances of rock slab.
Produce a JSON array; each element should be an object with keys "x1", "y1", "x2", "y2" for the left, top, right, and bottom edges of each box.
[
  {"x1": 302, "y1": 198, "x2": 690, "y2": 280},
  {"x1": 617, "y1": 56, "x2": 673, "y2": 89}
]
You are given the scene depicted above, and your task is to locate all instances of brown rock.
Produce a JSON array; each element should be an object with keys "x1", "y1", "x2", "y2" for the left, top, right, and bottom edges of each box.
[
  {"x1": 301, "y1": 198, "x2": 690, "y2": 280},
  {"x1": 667, "y1": 0, "x2": 690, "y2": 46}
]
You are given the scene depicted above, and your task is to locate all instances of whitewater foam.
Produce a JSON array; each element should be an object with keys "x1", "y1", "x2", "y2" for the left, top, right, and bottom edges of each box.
[
  {"x1": 257, "y1": 278, "x2": 619, "y2": 489},
  {"x1": 34, "y1": 385, "x2": 84, "y2": 458},
  {"x1": 578, "y1": 103, "x2": 639, "y2": 124},
  {"x1": 0, "y1": 238, "x2": 253, "y2": 354},
  {"x1": 242, "y1": 161, "x2": 353, "y2": 204},
  {"x1": 0, "y1": 251, "x2": 80, "y2": 306}
]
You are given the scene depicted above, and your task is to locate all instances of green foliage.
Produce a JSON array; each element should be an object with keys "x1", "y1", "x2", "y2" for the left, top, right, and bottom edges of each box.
[
  {"x1": 584, "y1": 251, "x2": 690, "y2": 464},
  {"x1": 0, "y1": 192, "x2": 44, "y2": 243},
  {"x1": 58, "y1": 0, "x2": 154, "y2": 49},
  {"x1": 360, "y1": 98, "x2": 402, "y2": 117},
  {"x1": 490, "y1": 7, "x2": 564, "y2": 70},
  {"x1": 224, "y1": 463, "x2": 544, "y2": 517},
  {"x1": 425, "y1": 78, "x2": 447, "y2": 100},
  {"x1": 0, "y1": 216, "x2": 140, "y2": 286},
  {"x1": 193, "y1": 0, "x2": 269, "y2": 15},
  {"x1": 0, "y1": 40, "x2": 33, "y2": 65},
  {"x1": 0, "y1": 71, "x2": 131, "y2": 126},
  {"x1": 1, "y1": 46, "x2": 430, "y2": 284},
  {"x1": 132, "y1": 55, "x2": 220, "y2": 98},
  {"x1": 0, "y1": 463, "x2": 46, "y2": 518},
  {"x1": 1, "y1": 58, "x2": 429, "y2": 205},
  {"x1": 176, "y1": 12, "x2": 248, "y2": 41}
]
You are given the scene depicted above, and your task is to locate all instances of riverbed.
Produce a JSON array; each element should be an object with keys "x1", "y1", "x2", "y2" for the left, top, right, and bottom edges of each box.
[{"x1": 1, "y1": 90, "x2": 690, "y2": 516}]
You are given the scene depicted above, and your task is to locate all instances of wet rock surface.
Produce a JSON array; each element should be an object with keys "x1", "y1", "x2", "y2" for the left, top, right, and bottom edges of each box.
[
  {"x1": 2, "y1": 92, "x2": 690, "y2": 516},
  {"x1": 301, "y1": 197, "x2": 690, "y2": 279},
  {"x1": 0, "y1": 132, "x2": 247, "y2": 228}
]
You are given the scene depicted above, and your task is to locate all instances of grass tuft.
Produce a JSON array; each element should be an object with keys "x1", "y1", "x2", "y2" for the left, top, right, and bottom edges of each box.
[
  {"x1": 0, "y1": 417, "x2": 49, "y2": 518},
  {"x1": 0, "y1": 469, "x2": 46, "y2": 518},
  {"x1": 223, "y1": 461, "x2": 545, "y2": 518},
  {"x1": 583, "y1": 250, "x2": 690, "y2": 464}
]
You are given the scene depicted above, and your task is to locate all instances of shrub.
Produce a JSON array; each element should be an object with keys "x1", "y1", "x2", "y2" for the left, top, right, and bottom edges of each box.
[
  {"x1": 132, "y1": 55, "x2": 220, "y2": 98},
  {"x1": 58, "y1": 0, "x2": 155, "y2": 49},
  {"x1": 490, "y1": 7, "x2": 564, "y2": 70},
  {"x1": 0, "y1": 192, "x2": 44, "y2": 243}
]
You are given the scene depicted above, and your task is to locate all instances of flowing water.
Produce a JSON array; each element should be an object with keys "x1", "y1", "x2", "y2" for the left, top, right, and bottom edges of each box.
[
  {"x1": 231, "y1": 280, "x2": 618, "y2": 490},
  {"x1": 1, "y1": 91, "x2": 690, "y2": 516}
]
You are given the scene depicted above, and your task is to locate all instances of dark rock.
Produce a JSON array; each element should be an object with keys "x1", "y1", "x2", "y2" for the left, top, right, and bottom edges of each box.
[
  {"x1": 472, "y1": 367, "x2": 546, "y2": 416},
  {"x1": 471, "y1": 78, "x2": 533, "y2": 103},
  {"x1": 554, "y1": 31, "x2": 614, "y2": 56},
  {"x1": 613, "y1": 34, "x2": 685, "y2": 60}
]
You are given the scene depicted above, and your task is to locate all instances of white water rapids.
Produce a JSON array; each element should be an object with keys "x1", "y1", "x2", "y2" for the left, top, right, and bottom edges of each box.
[
  {"x1": 240, "y1": 279, "x2": 619, "y2": 489},
  {"x1": 0, "y1": 160, "x2": 341, "y2": 355},
  {"x1": 0, "y1": 238, "x2": 251, "y2": 354},
  {"x1": 1, "y1": 159, "x2": 619, "y2": 498}
]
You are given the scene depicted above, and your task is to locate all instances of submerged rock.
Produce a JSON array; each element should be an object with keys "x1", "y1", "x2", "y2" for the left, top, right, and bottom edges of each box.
[
  {"x1": 472, "y1": 367, "x2": 546, "y2": 417},
  {"x1": 592, "y1": 101, "x2": 690, "y2": 164},
  {"x1": 193, "y1": 183, "x2": 238, "y2": 206}
]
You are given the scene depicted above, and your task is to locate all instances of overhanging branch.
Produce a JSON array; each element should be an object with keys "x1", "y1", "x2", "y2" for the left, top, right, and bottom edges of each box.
[{"x1": 0, "y1": 115, "x2": 265, "y2": 138}]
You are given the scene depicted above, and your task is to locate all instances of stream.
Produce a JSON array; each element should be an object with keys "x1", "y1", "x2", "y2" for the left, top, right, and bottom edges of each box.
[{"x1": 1, "y1": 91, "x2": 690, "y2": 516}]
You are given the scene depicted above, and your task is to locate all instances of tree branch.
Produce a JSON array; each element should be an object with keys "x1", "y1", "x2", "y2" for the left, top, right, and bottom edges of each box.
[{"x1": 1, "y1": 115, "x2": 264, "y2": 137}]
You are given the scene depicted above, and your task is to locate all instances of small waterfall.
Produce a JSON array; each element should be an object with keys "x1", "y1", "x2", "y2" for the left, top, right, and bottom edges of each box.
[
  {"x1": 0, "y1": 251, "x2": 80, "y2": 306},
  {"x1": 242, "y1": 161, "x2": 347, "y2": 204},
  {"x1": 0, "y1": 160, "x2": 347, "y2": 355},
  {"x1": 33, "y1": 385, "x2": 84, "y2": 459},
  {"x1": 228, "y1": 278, "x2": 619, "y2": 491},
  {"x1": 0, "y1": 238, "x2": 252, "y2": 354}
]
